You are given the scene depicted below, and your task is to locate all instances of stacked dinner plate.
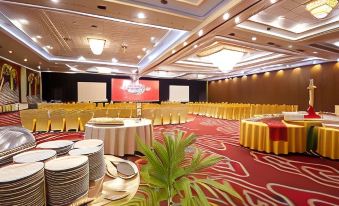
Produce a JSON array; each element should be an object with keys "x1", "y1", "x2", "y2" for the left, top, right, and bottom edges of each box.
[
  {"x1": 0, "y1": 162, "x2": 45, "y2": 206},
  {"x1": 0, "y1": 126, "x2": 36, "y2": 165},
  {"x1": 45, "y1": 156, "x2": 89, "y2": 206},
  {"x1": 69, "y1": 146, "x2": 105, "y2": 181},
  {"x1": 36, "y1": 140, "x2": 74, "y2": 156},
  {"x1": 73, "y1": 139, "x2": 103, "y2": 149},
  {"x1": 13, "y1": 149, "x2": 57, "y2": 163}
]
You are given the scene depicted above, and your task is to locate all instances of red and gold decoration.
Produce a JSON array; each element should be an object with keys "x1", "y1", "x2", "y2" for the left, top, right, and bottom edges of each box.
[
  {"x1": 0, "y1": 62, "x2": 20, "y2": 105},
  {"x1": 27, "y1": 71, "x2": 40, "y2": 96},
  {"x1": 305, "y1": 79, "x2": 321, "y2": 118}
]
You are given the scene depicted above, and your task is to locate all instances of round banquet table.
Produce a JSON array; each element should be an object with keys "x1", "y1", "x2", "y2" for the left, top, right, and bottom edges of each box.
[
  {"x1": 240, "y1": 120, "x2": 306, "y2": 155},
  {"x1": 85, "y1": 118, "x2": 153, "y2": 156},
  {"x1": 317, "y1": 127, "x2": 339, "y2": 159}
]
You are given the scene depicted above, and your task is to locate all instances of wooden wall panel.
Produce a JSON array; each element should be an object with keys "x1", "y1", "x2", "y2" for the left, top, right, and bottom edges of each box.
[{"x1": 208, "y1": 62, "x2": 339, "y2": 112}]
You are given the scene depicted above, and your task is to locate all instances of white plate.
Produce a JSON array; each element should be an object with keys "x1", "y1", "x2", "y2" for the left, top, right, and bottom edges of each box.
[
  {"x1": 73, "y1": 139, "x2": 103, "y2": 149},
  {"x1": 37, "y1": 140, "x2": 74, "y2": 149},
  {"x1": 45, "y1": 156, "x2": 88, "y2": 171},
  {"x1": 0, "y1": 162, "x2": 44, "y2": 183},
  {"x1": 13, "y1": 149, "x2": 56, "y2": 163}
]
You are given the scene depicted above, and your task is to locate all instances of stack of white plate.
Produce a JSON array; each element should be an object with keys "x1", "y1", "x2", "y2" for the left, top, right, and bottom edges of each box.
[
  {"x1": 69, "y1": 146, "x2": 105, "y2": 181},
  {"x1": 13, "y1": 149, "x2": 57, "y2": 163},
  {"x1": 73, "y1": 139, "x2": 103, "y2": 149},
  {"x1": 36, "y1": 140, "x2": 74, "y2": 156},
  {"x1": 45, "y1": 156, "x2": 89, "y2": 206},
  {"x1": 0, "y1": 162, "x2": 45, "y2": 206}
]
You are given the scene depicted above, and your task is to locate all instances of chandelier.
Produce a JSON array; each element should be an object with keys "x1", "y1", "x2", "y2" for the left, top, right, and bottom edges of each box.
[
  {"x1": 202, "y1": 49, "x2": 244, "y2": 73},
  {"x1": 88, "y1": 38, "x2": 106, "y2": 55},
  {"x1": 306, "y1": 0, "x2": 338, "y2": 19}
]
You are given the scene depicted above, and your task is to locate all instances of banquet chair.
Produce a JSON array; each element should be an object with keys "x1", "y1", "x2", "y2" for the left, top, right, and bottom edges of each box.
[
  {"x1": 79, "y1": 111, "x2": 94, "y2": 131},
  {"x1": 161, "y1": 108, "x2": 171, "y2": 125},
  {"x1": 131, "y1": 109, "x2": 137, "y2": 118},
  {"x1": 179, "y1": 109, "x2": 188, "y2": 124},
  {"x1": 65, "y1": 110, "x2": 80, "y2": 131},
  {"x1": 49, "y1": 110, "x2": 66, "y2": 131},
  {"x1": 153, "y1": 109, "x2": 163, "y2": 126},
  {"x1": 171, "y1": 109, "x2": 180, "y2": 124},
  {"x1": 119, "y1": 108, "x2": 132, "y2": 118},
  {"x1": 142, "y1": 109, "x2": 155, "y2": 123},
  {"x1": 19, "y1": 111, "x2": 35, "y2": 132},
  {"x1": 93, "y1": 109, "x2": 107, "y2": 118},
  {"x1": 34, "y1": 110, "x2": 50, "y2": 132},
  {"x1": 107, "y1": 108, "x2": 119, "y2": 118}
]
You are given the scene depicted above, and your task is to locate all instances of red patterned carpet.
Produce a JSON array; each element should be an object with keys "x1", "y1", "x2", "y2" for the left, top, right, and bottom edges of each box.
[{"x1": 1, "y1": 112, "x2": 338, "y2": 205}]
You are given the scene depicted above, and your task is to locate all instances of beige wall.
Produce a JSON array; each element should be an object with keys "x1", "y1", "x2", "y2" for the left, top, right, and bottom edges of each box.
[{"x1": 208, "y1": 62, "x2": 339, "y2": 112}]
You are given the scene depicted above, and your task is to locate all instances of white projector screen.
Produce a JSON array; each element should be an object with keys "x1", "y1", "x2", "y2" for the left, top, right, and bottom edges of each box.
[
  {"x1": 169, "y1": 85, "x2": 189, "y2": 102},
  {"x1": 77, "y1": 82, "x2": 107, "y2": 102}
]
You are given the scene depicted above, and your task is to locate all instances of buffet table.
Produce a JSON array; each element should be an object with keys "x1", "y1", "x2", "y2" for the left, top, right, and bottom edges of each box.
[
  {"x1": 240, "y1": 120, "x2": 306, "y2": 155},
  {"x1": 317, "y1": 127, "x2": 339, "y2": 159},
  {"x1": 85, "y1": 118, "x2": 153, "y2": 156}
]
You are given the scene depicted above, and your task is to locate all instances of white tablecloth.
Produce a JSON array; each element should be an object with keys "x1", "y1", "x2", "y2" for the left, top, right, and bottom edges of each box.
[{"x1": 85, "y1": 118, "x2": 153, "y2": 156}]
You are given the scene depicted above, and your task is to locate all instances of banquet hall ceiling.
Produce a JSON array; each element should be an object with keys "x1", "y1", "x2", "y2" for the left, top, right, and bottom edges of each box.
[{"x1": 0, "y1": 0, "x2": 338, "y2": 80}]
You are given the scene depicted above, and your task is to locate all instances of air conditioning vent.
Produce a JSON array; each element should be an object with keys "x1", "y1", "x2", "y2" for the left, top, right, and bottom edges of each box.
[{"x1": 97, "y1": 5, "x2": 106, "y2": 10}]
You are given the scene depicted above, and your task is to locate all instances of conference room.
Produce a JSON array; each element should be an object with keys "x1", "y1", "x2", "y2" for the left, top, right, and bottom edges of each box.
[{"x1": 0, "y1": 0, "x2": 338, "y2": 205}]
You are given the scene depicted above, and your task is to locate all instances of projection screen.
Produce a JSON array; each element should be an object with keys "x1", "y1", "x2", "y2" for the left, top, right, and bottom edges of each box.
[
  {"x1": 77, "y1": 82, "x2": 107, "y2": 102},
  {"x1": 169, "y1": 85, "x2": 189, "y2": 102}
]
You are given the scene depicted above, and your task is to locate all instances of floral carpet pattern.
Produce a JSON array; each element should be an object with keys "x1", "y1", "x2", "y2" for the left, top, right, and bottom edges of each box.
[{"x1": 0, "y1": 112, "x2": 338, "y2": 205}]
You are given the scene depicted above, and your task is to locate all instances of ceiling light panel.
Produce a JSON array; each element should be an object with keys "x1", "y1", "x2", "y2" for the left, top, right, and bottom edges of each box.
[{"x1": 0, "y1": 3, "x2": 171, "y2": 65}]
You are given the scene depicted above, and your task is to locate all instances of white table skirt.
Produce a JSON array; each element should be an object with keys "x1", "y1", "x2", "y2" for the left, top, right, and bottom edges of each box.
[{"x1": 85, "y1": 118, "x2": 153, "y2": 156}]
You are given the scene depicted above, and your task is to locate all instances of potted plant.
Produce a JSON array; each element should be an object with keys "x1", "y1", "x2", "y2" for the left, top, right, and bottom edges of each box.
[{"x1": 127, "y1": 130, "x2": 242, "y2": 206}]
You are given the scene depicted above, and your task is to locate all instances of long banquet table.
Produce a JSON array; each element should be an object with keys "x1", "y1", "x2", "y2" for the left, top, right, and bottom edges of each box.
[
  {"x1": 85, "y1": 118, "x2": 153, "y2": 156},
  {"x1": 317, "y1": 127, "x2": 339, "y2": 159},
  {"x1": 240, "y1": 120, "x2": 306, "y2": 155}
]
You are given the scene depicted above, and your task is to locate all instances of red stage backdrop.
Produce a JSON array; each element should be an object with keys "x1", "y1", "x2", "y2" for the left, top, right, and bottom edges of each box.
[{"x1": 111, "y1": 79, "x2": 159, "y2": 102}]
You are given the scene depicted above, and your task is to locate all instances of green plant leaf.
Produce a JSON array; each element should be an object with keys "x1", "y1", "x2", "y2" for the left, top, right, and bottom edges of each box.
[{"x1": 197, "y1": 179, "x2": 243, "y2": 201}]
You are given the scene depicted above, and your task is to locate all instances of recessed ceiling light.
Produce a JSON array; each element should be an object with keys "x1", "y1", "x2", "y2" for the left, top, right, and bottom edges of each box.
[
  {"x1": 150, "y1": 36, "x2": 155, "y2": 42},
  {"x1": 194, "y1": 44, "x2": 198, "y2": 48},
  {"x1": 51, "y1": 0, "x2": 59, "y2": 3},
  {"x1": 142, "y1": 47, "x2": 147, "y2": 52},
  {"x1": 137, "y1": 12, "x2": 146, "y2": 19},
  {"x1": 172, "y1": 50, "x2": 176, "y2": 54},
  {"x1": 278, "y1": 16, "x2": 285, "y2": 19},
  {"x1": 198, "y1": 29, "x2": 203, "y2": 37},
  {"x1": 78, "y1": 56, "x2": 86, "y2": 61},
  {"x1": 45, "y1": 45, "x2": 53, "y2": 49},
  {"x1": 24, "y1": 58, "x2": 28, "y2": 62},
  {"x1": 313, "y1": 51, "x2": 318, "y2": 54},
  {"x1": 333, "y1": 41, "x2": 339, "y2": 47},
  {"x1": 288, "y1": 45, "x2": 293, "y2": 48},
  {"x1": 37, "y1": 65, "x2": 41, "y2": 69},
  {"x1": 183, "y1": 41, "x2": 188, "y2": 46},
  {"x1": 36, "y1": 35, "x2": 42, "y2": 39},
  {"x1": 270, "y1": 0, "x2": 277, "y2": 4},
  {"x1": 8, "y1": 50, "x2": 13, "y2": 54},
  {"x1": 137, "y1": 55, "x2": 142, "y2": 59},
  {"x1": 32, "y1": 37, "x2": 37, "y2": 42},
  {"x1": 251, "y1": 36, "x2": 257, "y2": 41},
  {"x1": 18, "y1": 19, "x2": 29, "y2": 25},
  {"x1": 223, "y1": 13, "x2": 230, "y2": 20},
  {"x1": 235, "y1": 16, "x2": 240, "y2": 24},
  {"x1": 112, "y1": 58, "x2": 118, "y2": 63}
]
